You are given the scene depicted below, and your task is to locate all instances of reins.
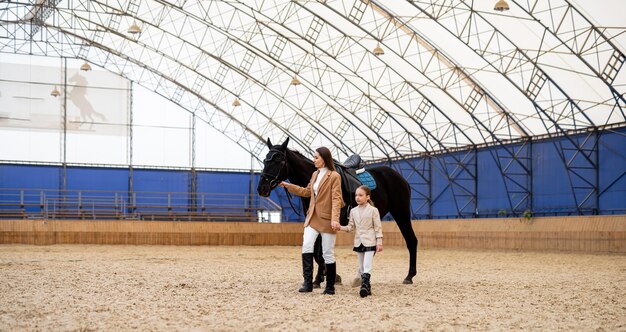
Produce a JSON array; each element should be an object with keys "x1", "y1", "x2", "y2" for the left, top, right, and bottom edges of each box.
[{"x1": 284, "y1": 189, "x2": 302, "y2": 217}]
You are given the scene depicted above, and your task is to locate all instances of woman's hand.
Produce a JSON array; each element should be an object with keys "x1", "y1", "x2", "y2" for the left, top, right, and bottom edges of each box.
[
  {"x1": 279, "y1": 181, "x2": 289, "y2": 188},
  {"x1": 376, "y1": 244, "x2": 383, "y2": 252},
  {"x1": 331, "y1": 221, "x2": 341, "y2": 231}
]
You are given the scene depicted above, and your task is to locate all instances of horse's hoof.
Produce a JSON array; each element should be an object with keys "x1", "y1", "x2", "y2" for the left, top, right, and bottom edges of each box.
[
  {"x1": 312, "y1": 282, "x2": 321, "y2": 289},
  {"x1": 351, "y1": 277, "x2": 361, "y2": 288},
  {"x1": 336, "y1": 274, "x2": 342, "y2": 283},
  {"x1": 402, "y1": 279, "x2": 413, "y2": 285}
]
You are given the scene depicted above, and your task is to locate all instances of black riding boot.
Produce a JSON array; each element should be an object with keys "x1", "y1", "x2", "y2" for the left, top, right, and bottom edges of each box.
[
  {"x1": 299, "y1": 253, "x2": 314, "y2": 293},
  {"x1": 322, "y1": 263, "x2": 336, "y2": 295},
  {"x1": 360, "y1": 273, "x2": 371, "y2": 298}
]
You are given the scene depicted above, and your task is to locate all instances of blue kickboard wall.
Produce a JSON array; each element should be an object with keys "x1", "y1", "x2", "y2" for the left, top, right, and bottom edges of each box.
[{"x1": 1, "y1": 127, "x2": 625, "y2": 220}]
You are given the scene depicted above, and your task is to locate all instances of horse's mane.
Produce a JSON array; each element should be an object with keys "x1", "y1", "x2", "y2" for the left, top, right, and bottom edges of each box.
[
  {"x1": 286, "y1": 148, "x2": 313, "y2": 163},
  {"x1": 288, "y1": 148, "x2": 342, "y2": 170}
]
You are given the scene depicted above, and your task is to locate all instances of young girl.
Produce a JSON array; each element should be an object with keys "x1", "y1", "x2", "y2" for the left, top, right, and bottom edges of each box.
[{"x1": 339, "y1": 185, "x2": 383, "y2": 297}]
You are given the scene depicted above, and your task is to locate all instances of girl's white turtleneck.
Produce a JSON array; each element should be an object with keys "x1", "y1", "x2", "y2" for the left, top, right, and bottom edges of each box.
[{"x1": 313, "y1": 167, "x2": 328, "y2": 196}]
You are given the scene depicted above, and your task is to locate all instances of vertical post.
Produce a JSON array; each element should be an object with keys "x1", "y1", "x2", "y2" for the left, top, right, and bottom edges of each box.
[
  {"x1": 427, "y1": 155, "x2": 432, "y2": 219},
  {"x1": 529, "y1": 138, "x2": 534, "y2": 216},
  {"x1": 128, "y1": 81, "x2": 134, "y2": 217},
  {"x1": 115, "y1": 192, "x2": 119, "y2": 217},
  {"x1": 167, "y1": 193, "x2": 171, "y2": 211},
  {"x1": 40, "y1": 191, "x2": 44, "y2": 217},
  {"x1": 62, "y1": 57, "x2": 68, "y2": 208},
  {"x1": 189, "y1": 114, "x2": 197, "y2": 212},
  {"x1": 249, "y1": 153, "x2": 255, "y2": 211},
  {"x1": 132, "y1": 192, "x2": 137, "y2": 217},
  {"x1": 59, "y1": 57, "x2": 67, "y2": 200},
  {"x1": 594, "y1": 129, "x2": 600, "y2": 215},
  {"x1": 474, "y1": 147, "x2": 479, "y2": 217}
]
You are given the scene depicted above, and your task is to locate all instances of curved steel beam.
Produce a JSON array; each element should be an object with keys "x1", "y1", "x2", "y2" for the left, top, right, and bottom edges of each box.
[
  {"x1": 402, "y1": 0, "x2": 607, "y2": 212},
  {"x1": 332, "y1": 0, "x2": 533, "y2": 213},
  {"x1": 145, "y1": 0, "x2": 435, "y2": 160},
  {"x1": 509, "y1": 0, "x2": 626, "y2": 119},
  {"x1": 5, "y1": 0, "x2": 365, "y2": 158},
  {"x1": 407, "y1": 0, "x2": 600, "y2": 130},
  {"x1": 140, "y1": 0, "x2": 396, "y2": 159},
  {"x1": 58, "y1": 1, "x2": 330, "y2": 157},
  {"x1": 225, "y1": 0, "x2": 482, "y2": 160},
  {"x1": 308, "y1": 0, "x2": 534, "y2": 161},
  {"x1": 401, "y1": 0, "x2": 598, "y2": 164},
  {"x1": 144, "y1": 0, "x2": 364, "y2": 158}
]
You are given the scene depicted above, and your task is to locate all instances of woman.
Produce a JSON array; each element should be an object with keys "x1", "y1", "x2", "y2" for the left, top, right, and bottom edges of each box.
[{"x1": 279, "y1": 147, "x2": 343, "y2": 295}]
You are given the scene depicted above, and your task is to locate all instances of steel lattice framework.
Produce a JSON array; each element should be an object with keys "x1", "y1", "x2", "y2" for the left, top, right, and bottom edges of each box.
[{"x1": 1, "y1": 0, "x2": 625, "y2": 217}]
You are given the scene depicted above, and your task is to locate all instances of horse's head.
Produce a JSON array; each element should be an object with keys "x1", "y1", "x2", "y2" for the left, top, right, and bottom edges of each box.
[{"x1": 257, "y1": 137, "x2": 290, "y2": 197}]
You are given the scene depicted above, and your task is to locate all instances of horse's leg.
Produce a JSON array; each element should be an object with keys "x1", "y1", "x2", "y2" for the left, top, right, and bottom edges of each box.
[
  {"x1": 312, "y1": 235, "x2": 325, "y2": 288},
  {"x1": 312, "y1": 233, "x2": 342, "y2": 286},
  {"x1": 392, "y1": 208, "x2": 418, "y2": 284}
]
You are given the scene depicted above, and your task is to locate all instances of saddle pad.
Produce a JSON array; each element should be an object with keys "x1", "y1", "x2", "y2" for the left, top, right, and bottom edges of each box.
[{"x1": 356, "y1": 170, "x2": 377, "y2": 190}]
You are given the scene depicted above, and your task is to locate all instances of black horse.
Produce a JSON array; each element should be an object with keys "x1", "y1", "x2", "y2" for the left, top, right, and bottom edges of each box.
[{"x1": 257, "y1": 137, "x2": 418, "y2": 284}]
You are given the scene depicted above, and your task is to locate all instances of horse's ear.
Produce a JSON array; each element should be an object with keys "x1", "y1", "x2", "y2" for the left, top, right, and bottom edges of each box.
[
  {"x1": 280, "y1": 137, "x2": 290, "y2": 150},
  {"x1": 266, "y1": 137, "x2": 272, "y2": 148}
]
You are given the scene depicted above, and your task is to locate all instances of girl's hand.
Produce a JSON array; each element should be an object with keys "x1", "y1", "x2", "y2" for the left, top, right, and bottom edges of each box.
[
  {"x1": 279, "y1": 181, "x2": 288, "y2": 188},
  {"x1": 376, "y1": 244, "x2": 383, "y2": 252}
]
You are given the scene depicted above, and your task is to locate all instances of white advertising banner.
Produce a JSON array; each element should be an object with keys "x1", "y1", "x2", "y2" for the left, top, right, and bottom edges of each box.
[{"x1": 0, "y1": 63, "x2": 130, "y2": 164}]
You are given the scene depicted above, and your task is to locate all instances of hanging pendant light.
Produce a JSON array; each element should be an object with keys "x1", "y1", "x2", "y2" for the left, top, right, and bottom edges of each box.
[
  {"x1": 128, "y1": 20, "x2": 142, "y2": 34},
  {"x1": 50, "y1": 86, "x2": 61, "y2": 97},
  {"x1": 80, "y1": 61, "x2": 92, "y2": 71},
  {"x1": 290, "y1": 75, "x2": 301, "y2": 86},
  {"x1": 232, "y1": 98, "x2": 241, "y2": 107},
  {"x1": 373, "y1": 43, "x2": 384, "y2": 56},
  {"x1": 494, "y1": 0, "x2": 510, "y2": 11}
]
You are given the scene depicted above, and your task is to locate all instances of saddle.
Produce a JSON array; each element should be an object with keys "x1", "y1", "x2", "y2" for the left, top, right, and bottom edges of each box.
[{"x1": 334, "y1": 154, "x2": 371, "y2": 226}]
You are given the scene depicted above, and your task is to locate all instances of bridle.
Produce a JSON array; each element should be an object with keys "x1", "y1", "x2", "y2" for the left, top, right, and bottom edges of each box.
[
  {"x1": 261, "y1": 148, "x2": 288, "y2": 189},
  {"x1": 260, "y1": 148, "x2": 302, "y2": 216}
]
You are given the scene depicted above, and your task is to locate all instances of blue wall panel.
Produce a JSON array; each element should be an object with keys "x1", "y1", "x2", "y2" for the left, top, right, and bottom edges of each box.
[
  {"x1": 477, "y1": 149, "x2": 508, "y2": 216},
  {"x1": 1, "y1": 127, "x2": 625, "y2": 220},
  {"x1": 430, "y1": 152, "x2": 476, "y2": 218},
  {"x1": 63, "y1": 167, "x2": 130, "y2": 213},
  {"x1": 430, "y1": 155, "x2": 457, "y2": 218},
  {"x1": 66, "y1": 167, "x2": 129, "y2": 192},
  {"x1": 599, "y1": 128, "x2": 626, "y2": 213},
  {"x1": 132, "y1": 169, "x2": 190, "y2": 212},
  {"x1": 132, "y1": 169, "x2": 189, "y2": 193},
  {"x1": 560, "y1": 134, "x2": 598, "y2": 211},
  {"x1": 196, "y1": 171, "x2": 251, "y2": 195},
  {"x1": 532, "y1": 138, "x2": 576, "y2": 214},
  {"x1": 196, "y1": 171, "x2": 255, "y2": 214},
  {"x1": 392, "y1": 158, "x2": 430, "y2": 218},
  {"x1": 0, "y1": 164, "x2": 61, "y2": 212},
  {"x1": 0, "y1": 164, "x2": 60, "y2": 190}
]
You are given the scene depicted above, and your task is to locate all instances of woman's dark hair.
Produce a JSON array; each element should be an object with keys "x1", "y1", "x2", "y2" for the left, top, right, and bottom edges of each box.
[{"x1": 316, "y1": 146, "x2": 335, "y2": 171}]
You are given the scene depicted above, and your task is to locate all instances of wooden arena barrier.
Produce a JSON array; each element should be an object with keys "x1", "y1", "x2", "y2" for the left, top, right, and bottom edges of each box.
[{"x1": 0, "y1": 215, "x2": 624, "y2": 252}]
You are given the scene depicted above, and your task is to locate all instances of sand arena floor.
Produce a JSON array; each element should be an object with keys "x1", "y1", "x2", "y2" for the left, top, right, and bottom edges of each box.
[{"x1": 0, "y1": 244, "x2": 625, "y2": 331}]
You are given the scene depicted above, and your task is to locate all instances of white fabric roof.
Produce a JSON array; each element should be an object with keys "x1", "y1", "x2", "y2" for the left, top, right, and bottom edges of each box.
[{"x1": 1, "y1": 0, "x2": 625, "y2": 162}]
